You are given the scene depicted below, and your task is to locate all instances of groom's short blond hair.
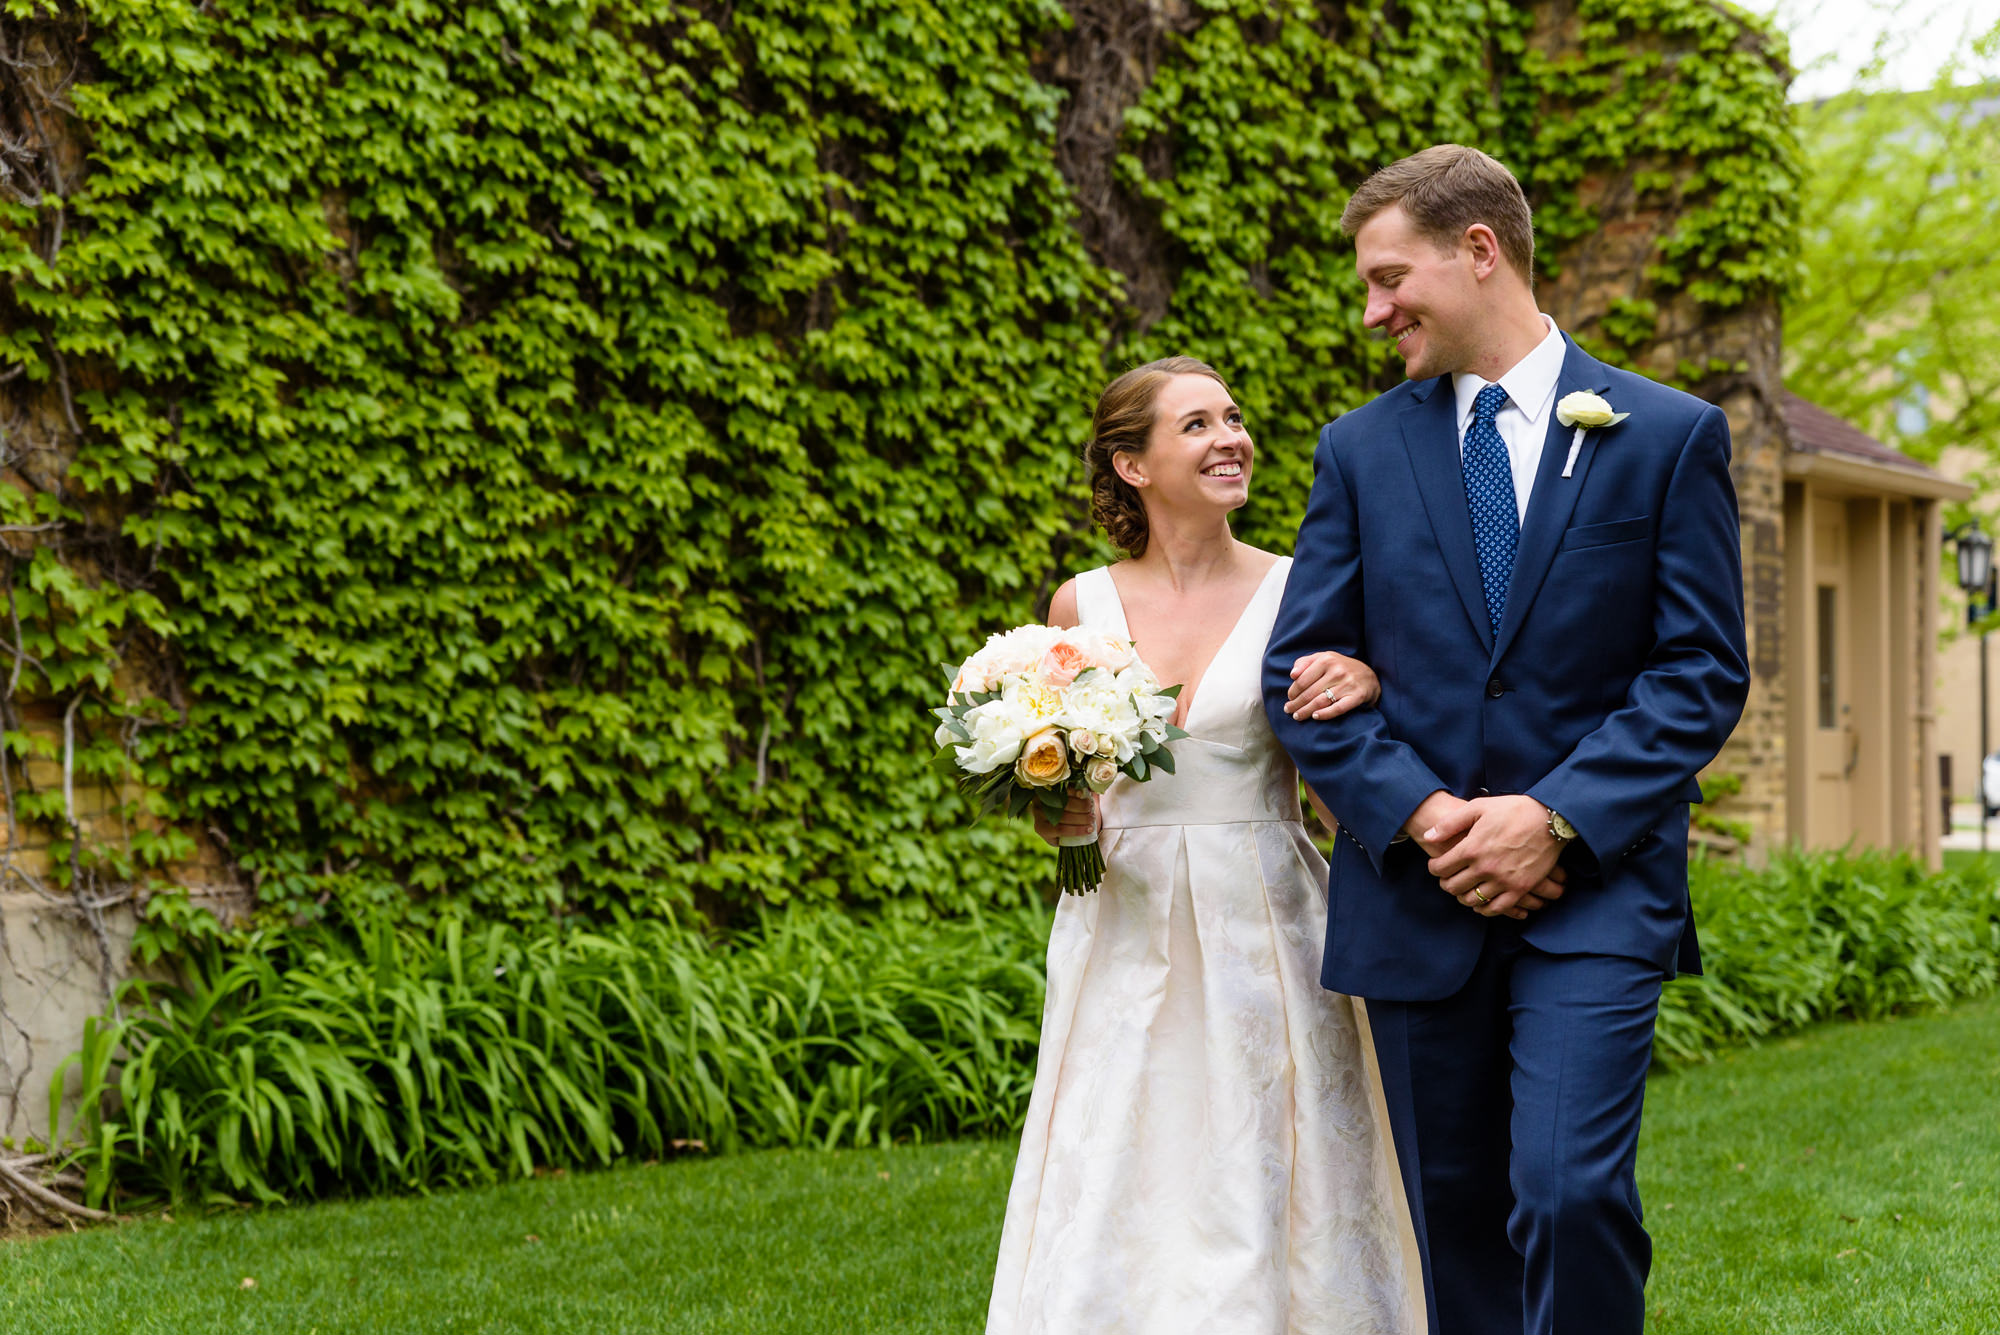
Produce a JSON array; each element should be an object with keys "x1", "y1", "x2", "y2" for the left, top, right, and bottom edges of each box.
[{"x1": 1340, "y1": 145, "x2": 1536, "y2": 283}]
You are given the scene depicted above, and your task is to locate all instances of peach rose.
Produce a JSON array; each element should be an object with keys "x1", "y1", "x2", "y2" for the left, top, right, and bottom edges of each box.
[
  {"x1": 1038, "y1": 640, "x2": 1090, "y2": 688},
  {"x1": 1015, "y1": 728, "x2": 1072, "y2": 788}
]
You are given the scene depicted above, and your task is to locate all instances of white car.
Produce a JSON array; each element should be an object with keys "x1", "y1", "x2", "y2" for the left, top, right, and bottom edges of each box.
[{"x1": 1984, "y1": 751, "x2": 2000, "y2": 819}]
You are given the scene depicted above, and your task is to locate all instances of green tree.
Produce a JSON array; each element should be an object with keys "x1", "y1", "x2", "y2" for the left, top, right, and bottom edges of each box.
[{"x1": 1783, "y1": 20, "x2": 2000, "y2": 472}]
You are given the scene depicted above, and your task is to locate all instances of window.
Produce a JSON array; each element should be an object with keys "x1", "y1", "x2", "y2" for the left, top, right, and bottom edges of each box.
[
  {"x1": 1817, "y1": 584, "x2": 1838, "y2": 729},
  {"x1": 1894, "y1": 383, "x2": 1930, "y2": 439}
]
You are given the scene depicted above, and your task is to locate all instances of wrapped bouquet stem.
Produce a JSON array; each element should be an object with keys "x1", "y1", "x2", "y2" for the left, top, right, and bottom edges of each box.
[{"x1": 932, "y1": 624, "x2": 1189, "y2": 894}]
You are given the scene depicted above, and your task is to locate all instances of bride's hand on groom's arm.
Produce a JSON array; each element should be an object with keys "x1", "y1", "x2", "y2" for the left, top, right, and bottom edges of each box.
[
  {"x1": 1282, "y1": 652, "x2": 1380, "y2": 720},
  {"x1": 1421, "y1": 796, "x2": 1568, "y2": 920}
]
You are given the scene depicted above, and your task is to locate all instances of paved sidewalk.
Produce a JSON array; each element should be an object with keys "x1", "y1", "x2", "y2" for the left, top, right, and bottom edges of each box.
[{"x1": 1940, "y1": 801, "x2": 2000, "y2": 852}]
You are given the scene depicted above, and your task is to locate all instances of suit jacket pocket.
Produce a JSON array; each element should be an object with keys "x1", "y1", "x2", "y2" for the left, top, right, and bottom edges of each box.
[{"x1": 1559, "y1": 515, "x2": 1652, "y2": 552}]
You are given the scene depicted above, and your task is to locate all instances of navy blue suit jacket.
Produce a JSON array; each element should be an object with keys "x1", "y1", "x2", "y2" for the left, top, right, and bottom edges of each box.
[{"x1": 1262, "y1": 337, "x2": 1749, "y2": 1003}]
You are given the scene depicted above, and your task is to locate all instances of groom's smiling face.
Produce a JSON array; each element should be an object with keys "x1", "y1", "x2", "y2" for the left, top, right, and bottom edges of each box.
[{"x1": 1352, "y1": 203, "x2": 1484, "y2": 381}]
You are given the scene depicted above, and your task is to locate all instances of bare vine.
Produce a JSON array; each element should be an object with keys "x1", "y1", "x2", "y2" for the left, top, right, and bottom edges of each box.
[{"x1": 0, "y1": 3, "x2": 151, "y2": 1226}]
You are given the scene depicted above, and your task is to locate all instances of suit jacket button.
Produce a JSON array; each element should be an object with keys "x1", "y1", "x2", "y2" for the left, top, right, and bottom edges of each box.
[{"x1": 1486, "y1": 678, "x2": 1506, "y2": 698}]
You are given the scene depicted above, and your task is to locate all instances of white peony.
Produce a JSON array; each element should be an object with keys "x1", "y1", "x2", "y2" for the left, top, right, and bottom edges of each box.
[
  {"x1": 1001, "y1": 675, "x2": 1068, "y2": 734},
  {"x1": 1058, "y1": 673, "x2": 1142, "y2": 753},
  {"x1": 954, "y1": 700, "x2": 1029, "y2": 774},
  {"x1": 1114, "y1": 660, "x2": 1161, "y2": 696}
]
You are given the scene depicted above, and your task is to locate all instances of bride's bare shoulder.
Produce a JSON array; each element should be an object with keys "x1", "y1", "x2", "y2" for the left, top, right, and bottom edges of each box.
[
  {"x1": 1048, "y1": 577, "x2": 1080, "y2": 628},
  {"x1": 1243, "y1": 545, "x2": 1287, "y2": 575}
]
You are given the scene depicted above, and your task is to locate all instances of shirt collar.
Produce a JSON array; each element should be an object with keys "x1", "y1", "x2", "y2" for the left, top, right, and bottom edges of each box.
[{"x1": 1452, "y1": 314, "x2": 1566, "y2": 429}]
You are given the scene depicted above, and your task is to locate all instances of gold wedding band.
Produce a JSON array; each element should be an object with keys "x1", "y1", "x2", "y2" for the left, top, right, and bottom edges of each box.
[{"x1": 1472, "y1": 888, "x2": 1491, "y2": 905}]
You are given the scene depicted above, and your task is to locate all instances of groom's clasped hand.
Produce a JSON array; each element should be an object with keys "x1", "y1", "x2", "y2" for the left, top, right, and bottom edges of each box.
[{"x1": 1408, "y1": 788, "x2": 1569, "y2": 923}]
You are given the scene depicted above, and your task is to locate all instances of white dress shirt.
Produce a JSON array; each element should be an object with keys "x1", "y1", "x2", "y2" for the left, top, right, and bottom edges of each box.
[{"x1": 1452, "y1": 314, "x2": 1566, "y2": 525}]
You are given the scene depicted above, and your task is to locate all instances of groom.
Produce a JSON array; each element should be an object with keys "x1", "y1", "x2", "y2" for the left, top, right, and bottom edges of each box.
[{"x1": 1262, "y1": 145, "x2": 1747, "y2": 1335}]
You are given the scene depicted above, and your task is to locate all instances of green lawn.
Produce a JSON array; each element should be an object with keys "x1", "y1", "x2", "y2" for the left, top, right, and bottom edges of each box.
[
  {"x1": 1942, "y1": 847, "x2": 2000, "y2": 876},
  {"x1": 1641, "y1": 996, "x2": 2000, "y2": 1332},
  {"x1": 3, "y1": 997, "x2": 1996, "y2": 1333}
]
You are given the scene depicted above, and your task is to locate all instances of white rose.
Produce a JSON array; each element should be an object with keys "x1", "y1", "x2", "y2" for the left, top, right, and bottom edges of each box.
[
  {"x1": 1064, "y1": 627, "x2": 1136, "y2": 672},
  {"x1": 1068, "y1": 728, "x2": 1098, "y2": 756},
  {"x1": 1555, "y1": 390, "x2": 1627, "y2": 429},
  {"x1": 1084, "y1": 756, "x2": 1119, "y2": 793}
]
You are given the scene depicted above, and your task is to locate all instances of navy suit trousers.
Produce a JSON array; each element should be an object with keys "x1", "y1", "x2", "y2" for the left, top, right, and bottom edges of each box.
[{"x1": 1367, "y1": 932, "x2": 1664, "y2": 1335}]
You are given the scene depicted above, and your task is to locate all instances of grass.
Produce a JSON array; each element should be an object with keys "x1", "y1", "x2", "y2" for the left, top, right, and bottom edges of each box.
[
  {"x1": 0, "y1": 1141, "x2": 1019, "y2": 1333},
  {"x1": 4, "y1": 997, "x2": 1997, "y2": 1333},
  {"x1": 1642, "y1": 995, "x2": 2000, "y2": 1332},
  {"x1": 1942, "y1": 847, "x2": 2000, "y2": 875}
]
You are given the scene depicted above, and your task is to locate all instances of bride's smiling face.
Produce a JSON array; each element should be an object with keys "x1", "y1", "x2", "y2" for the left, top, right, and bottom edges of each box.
[{"x1": 1114, "y1": 374, "x2": 1253, "y2": 521}]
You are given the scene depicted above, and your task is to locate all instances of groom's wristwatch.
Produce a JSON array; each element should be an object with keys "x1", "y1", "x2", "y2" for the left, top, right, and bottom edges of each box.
[{"x1": 1546, "y1": 807, "x2": 1577, "y2": 844}]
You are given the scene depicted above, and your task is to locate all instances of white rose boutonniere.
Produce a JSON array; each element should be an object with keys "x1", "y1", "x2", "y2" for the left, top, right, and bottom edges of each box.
[{"x1": 1554, "y1": 389, "x2": 1631, "y2": 478}]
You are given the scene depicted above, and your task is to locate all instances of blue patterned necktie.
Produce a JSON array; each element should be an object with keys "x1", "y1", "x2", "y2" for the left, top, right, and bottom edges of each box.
[{"x1": 1463, "y1": 382, "x2": 1518, "y2": 637}]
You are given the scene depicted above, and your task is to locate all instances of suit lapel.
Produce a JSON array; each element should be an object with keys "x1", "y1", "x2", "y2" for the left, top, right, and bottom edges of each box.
[
  {"x1": 1493, "y1": 338, "x2": 1604, "y2": 664},
  {"x1": 1400, "y1": 377, "x2": 1494, "y2": 654}
]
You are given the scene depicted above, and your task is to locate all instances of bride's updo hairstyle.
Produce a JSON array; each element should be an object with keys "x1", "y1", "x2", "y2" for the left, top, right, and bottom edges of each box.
[{"x1": 1086, "y1": 356, "x2": 1232, "y2": 558}]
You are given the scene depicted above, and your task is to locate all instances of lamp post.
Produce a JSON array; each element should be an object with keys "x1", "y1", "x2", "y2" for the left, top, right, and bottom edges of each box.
[{"x1": 1949, "y1": 521, "x2": 1994, "y2": 852}]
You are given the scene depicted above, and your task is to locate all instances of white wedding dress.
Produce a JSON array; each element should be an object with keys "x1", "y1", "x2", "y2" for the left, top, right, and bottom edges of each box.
[{"x1": 986, "y1": 559, "x2": 1423, "y2": 1335}]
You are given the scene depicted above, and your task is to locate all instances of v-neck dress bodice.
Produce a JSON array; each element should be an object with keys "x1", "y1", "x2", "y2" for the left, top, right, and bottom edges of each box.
[
  {"x1": 1085, "y1": 560, "x2": 1305, "y2": 834},
  {"x1": 986, "y1": 559, "x2": 1423, "y2": 1335}
]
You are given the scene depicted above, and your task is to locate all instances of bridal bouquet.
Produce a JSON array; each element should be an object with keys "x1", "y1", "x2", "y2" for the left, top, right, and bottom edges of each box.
[{"x1": 932, "y1": 623, "x2": 1188, "y2": 893}]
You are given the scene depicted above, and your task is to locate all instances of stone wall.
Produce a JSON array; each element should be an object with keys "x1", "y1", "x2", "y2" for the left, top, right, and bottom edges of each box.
[
  {"x1": 0, "y1": 739, "x2": 241, "y2": 1139},
  {"x1": 1528, "y1": 4, "x2": 1792, "y2": 858}
]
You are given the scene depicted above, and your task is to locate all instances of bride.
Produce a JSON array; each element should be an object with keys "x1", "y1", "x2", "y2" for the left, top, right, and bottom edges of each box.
[{"x1": 986, "y1": 358, "x2": 1424, "y2": 1334}]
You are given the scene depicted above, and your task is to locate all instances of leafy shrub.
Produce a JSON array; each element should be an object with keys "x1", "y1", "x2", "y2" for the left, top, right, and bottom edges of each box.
[
  {"x1": 56, "y1": 901, "x2": 1049, "y2": 1208},
  {"x1": 1656, "y1": 850, "x2": 2000, "y2": 1063},
  {"x1": 53, "y1": 850, "x2": 1997, "y2": 1208}
]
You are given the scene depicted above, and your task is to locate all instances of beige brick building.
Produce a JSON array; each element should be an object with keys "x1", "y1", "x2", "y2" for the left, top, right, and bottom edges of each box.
[{"x1": 1540, "y1": 178, "x2": 1968, "y2": 866}]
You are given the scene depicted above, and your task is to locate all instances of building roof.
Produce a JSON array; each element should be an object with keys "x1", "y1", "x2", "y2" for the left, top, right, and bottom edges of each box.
[
  {"x1": 1779, "y1": 391, "x2": 1972, "y2": 501},
  {"x1": 1781, "y1": 392, "x2": 1933, "y2": 473}
]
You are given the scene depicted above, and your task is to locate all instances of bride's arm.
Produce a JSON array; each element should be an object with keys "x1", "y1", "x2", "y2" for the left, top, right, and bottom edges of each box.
[
  {"x1": 1285, "y1": 651, "x2": 1380, "y2": 721},
  {"x1": 1046, "y1": 578, "x2": 1080, "y2": 630},
  {"x1": 1303, "y1": 783, "x2": 1339, "y2": 835}
]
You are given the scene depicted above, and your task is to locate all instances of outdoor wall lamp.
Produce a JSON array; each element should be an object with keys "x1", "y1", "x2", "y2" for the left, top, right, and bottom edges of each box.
[
  {"x1": 1951, "y1": 519, "x2": 1993, "y2": 605},
  {"x1": 1948, "y1": 519, "x2": 1997, "y2": 852}
]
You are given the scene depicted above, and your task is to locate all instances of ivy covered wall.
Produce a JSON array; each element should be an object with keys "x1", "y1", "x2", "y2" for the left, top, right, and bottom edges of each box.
[{"x1": 0, "y1": 0, "x2": 1796, "y2": 927}]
